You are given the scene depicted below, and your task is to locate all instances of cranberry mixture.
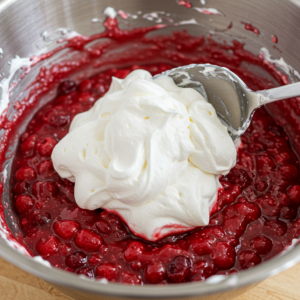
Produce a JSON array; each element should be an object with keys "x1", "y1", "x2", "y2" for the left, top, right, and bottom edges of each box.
[{"x1": 7, "y1": 21, "x2": 300, "y2": 285}]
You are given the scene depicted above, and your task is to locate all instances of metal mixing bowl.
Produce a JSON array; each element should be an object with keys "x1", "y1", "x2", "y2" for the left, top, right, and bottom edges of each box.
[{"x1": 1, "y1": 0, "x2": 300, "y2": 299}]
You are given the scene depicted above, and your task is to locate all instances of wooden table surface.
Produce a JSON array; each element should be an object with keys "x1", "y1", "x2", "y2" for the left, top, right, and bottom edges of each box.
[{"x1": 0, "y1": 257, "x2": 299, "y2": 300}]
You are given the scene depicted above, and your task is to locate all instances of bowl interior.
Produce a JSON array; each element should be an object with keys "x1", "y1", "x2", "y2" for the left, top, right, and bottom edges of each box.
[{"x1": 1, "y1": 0, "x2": 300, "y2": 298}]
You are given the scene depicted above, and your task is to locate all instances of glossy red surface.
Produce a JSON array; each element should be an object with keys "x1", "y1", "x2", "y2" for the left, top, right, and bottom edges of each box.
[
  {"x1": 5, "y1": 17, "x2": 300, "y2": 285},
  {"x1": 242, "y1": 22, "x2": 260, "y2": 35}
]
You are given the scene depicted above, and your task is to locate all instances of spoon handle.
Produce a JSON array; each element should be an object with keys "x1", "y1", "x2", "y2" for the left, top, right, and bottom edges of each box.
[{"x1": 258, "y1": 81, "x2": 300, "y2": 104}]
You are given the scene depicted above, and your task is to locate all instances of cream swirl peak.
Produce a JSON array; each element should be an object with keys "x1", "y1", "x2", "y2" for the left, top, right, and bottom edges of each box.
[{"x1": 52, "y1": 69, "x2": 236, "y2": 241}]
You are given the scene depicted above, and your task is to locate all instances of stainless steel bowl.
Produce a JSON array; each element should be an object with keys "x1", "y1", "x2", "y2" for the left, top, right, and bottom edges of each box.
[{"x1": 1, "y1": 0, "x2": 300, "y2": 299}]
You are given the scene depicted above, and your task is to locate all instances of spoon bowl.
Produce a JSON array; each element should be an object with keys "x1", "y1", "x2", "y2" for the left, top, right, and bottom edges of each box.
[{"x1": 163, "y1": 64, "x2": 300, "y2": 141}]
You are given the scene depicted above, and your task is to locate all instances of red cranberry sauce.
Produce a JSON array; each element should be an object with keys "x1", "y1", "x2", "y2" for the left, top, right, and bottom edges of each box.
[{"x1": 7, "y1": 23, "x2": 300, "y2": 284}]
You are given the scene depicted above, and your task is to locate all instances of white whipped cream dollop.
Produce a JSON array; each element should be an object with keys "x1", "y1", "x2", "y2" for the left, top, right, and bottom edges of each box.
[{"x1": 52, "y1": 70, "x2": 236, "y2": 241}]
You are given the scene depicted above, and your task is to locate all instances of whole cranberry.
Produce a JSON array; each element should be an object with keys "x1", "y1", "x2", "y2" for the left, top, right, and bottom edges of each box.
[
  {"x1": 57, "y1": 80, "x2": 77, "y2": 95},
  {"x1": 88, "y1": 254, "x2": 102, "y2": 265},
  {"x1": 95, "y1": 219, "x2": 111, "y2": 234},
  {"x1": 65, "y1": 251, "x2": 87, "y2": 269},
  {"x1": 191, "y1": 237, "x2": 213, "y2": 256},
  {"x1": 130, "y1": 261, "x2": 142, "y2": 271},
  {"x1": 15, "y1": 195, "x2": 35, "y2": 214},
  {"x1": 217, "y1": 190, "x2": 234, "y2": 210},
  {"x1": 238, "y1": 251, "x2": 261, "y2": 269},
  {"x1": 277, "y1": 193, "x2": 292, "y2": 206},
  {"x1": 21, "y1": 135, "x2": 37, "y2": 152},
  {"x1": 226, "y1": 168, "x2": 251, "y2": 188},
  {"x1": 16, "y1": 166, "x2": 36, "y2": 181},
  {"x1": 36, "y1": 236, "x2": 59, "y2": 256},
  {"x1": 166, "y1": 256, "x2": 192, "y2": 283},
  {"x1": 95, "y1": 263, "x2": 119, "y2": 280},
  {"x1": 211, "y1": 242, "x2": 235, "y2": 269},
  {"x1": 250, "y1": 235, "x2": 272, "y2": 255},
  {"x1": 145, "y1": 263, "x2": 166, "y2": 284},
  {"x1": 280, "y1": 206, "x2": 298, "y2": 221},
  {"x1": 37, "y1": 137, "x2": 57, "y2": 156},
  {"x1": 53, "y1": 220, "x2": 80, "y2": 239},
  {"x1": 287, "y1": 185, "x2": 300, "y2": 204},
  {"x1": 275, "y1": 152, "x2": 291, "y2": 165},
  {"x1": 124, "y1": 241, "x2": 145, "y2": 262},
  {"x1": 278, "y1": 164, "x2": 298, "y2": 180},
  {"x1": 37, "y1": 160, "x2": 55, "y2": 177},
  {"x1": 74, "y1": 229, "x2": 103, "y2": 251}
]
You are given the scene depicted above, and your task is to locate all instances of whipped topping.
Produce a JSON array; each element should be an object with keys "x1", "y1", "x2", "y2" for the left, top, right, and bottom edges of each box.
[{"x1": 52, "y1": 69, "x2": 236, "y2": 241}]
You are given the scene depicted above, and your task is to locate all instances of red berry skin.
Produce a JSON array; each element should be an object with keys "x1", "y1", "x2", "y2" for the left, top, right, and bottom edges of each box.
[
  {"x1": 59, "y1": 243, "x2": 72, "y2": 256},
  {"x1": 145, "y1": 263, "x2": 166, "y2": 284},
  {"x1": 287, "y1": 185, "x2": 300, "y2": 204},
  {"x1": 16, "y1": 166, "x2": 36, "y2": 181},
  {"x1": 278, "y1": 164, "x2": 298, "y2": 180},
  {"x1": 191, "y1": 237, "x2": 214, "y2": 256},
  {"x1": 280, "y1": 206, "x2": 298, "y2": 221},
  {"x1": 74, "y1": 229, "x2": 103, "y2": 251},
  {"x1": 250, "y1": 235, "x2": 272, "y2": 255},
  {"x1": 95, "y1": 263, "x2": 119, "y2": 280},
  {"x1": 226, "y1": 167, "x2": 251, "y2": 188},
  {"x1": 124, "y1": 241, "x2": 144, "y2": 262},
  {"x1": 95, "y1": 219, "x2": 111, "y2": 234},
  {"x1": 238, "y1": 251, "x2": 261, "y2": 269},
  {"x1": 76, "y1": 267, "x2": 94, "y2": 279},
  {"x1": 65, "y1": 251, "x2": 87, "y2": 269},
  {"x1": 36, "y1": 236, "x2": 59, "y2": 256},
  {"x1": 88, "y1": 254, "x2": 102, "y2": 265},
  {"x1": 15, "y1": 195, "x2": 35, "y2": 214},
  {"x1": 57, "y1": 80, "x2": 77, "y2": 95},
  {"x1": 263, "y1": 219, "x2": 287, "y2": 236},
  {"x1": 211, "y1": 242, "x2": 235, "y2": 269},
  {"x1": 53, "y1": 220, "x2": 80, "y2": 239},
  {"x1": 166, "y1": 256, "x2": 192, "y2": 283},
  {"x1": 256, "y1": 156, "x2": 276, "y2": 175},
  {"x1": 21, "y1": 135, "x2": 37, "y2": 152},
  {"x1": 79, "y1": 79, "x2": 92, "y2": 92},
  {"x1": 37, "y1": 137, "x2": 57, "y2": 156},
  {"x1": 37, "y1": 160, "x2": 55, "y2": 177},
  {"x1": 222, "y1": 203, "x2": 261, "y2": 238},
  {"x1": 46, "y1": 109, "x2": 70, "y2": 128},
  {"x1": 121, "y1": 272, "x2": 142, "y2": 285}
]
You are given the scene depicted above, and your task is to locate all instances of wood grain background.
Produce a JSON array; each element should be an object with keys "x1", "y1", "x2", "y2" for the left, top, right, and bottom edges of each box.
[{"x1": 0, "y1": 257, "x2": 299, "y2": 300}]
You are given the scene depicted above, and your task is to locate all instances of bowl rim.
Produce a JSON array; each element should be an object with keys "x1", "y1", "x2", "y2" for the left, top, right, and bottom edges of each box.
[{"x1": 1, "y1": 238, "x2": 300, "y2": 298}]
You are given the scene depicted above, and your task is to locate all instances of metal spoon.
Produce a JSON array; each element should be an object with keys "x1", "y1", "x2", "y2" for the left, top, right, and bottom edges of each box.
[{"x1": 162, "y1": 64, "x2": 300, "y2": 141}]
